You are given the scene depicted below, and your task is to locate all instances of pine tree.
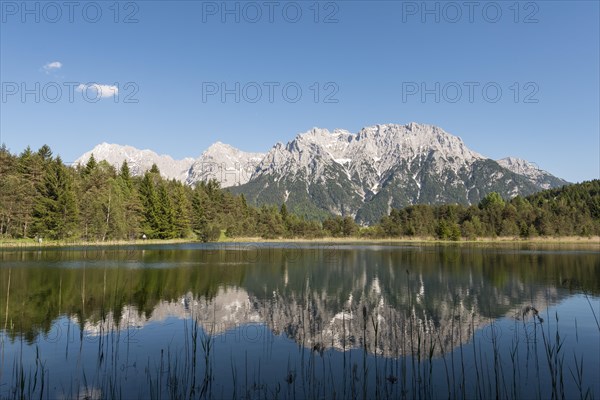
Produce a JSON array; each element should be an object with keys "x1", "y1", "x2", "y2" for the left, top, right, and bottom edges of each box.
[
  {"x1": 156, "y1": 182, "x2": 175, "y2": 239},
  {"x1": 280, "y1": 203, "x2": 288, "y2": 221},
  {"x1": 33, "y1": 157, "x2": 79, "y2": 239},
  {"x1": 172, "y1": 183, "x2": 191, "y2": 238},
  {"x1": 149, "y1": 163, "x2": 160, "y2": 174},
  {"x1": 15, "y1": 147, "x2": 43, "y2": 237},
  {"x1": 191, "y1": 187, "x2": 210, "y2": 241},
  {"x1": 37, "y1": 144, "x2": 53, "y2": 163},
  {"x1": 138, "y1": 172, "x2": 160, "y2": 238},
  {"x1": 117, "y1": 174, "x2": 143, "y2": 240},
  {"x1": 342, "y1": 216, "x2": 358, "y2": 237},
  {"x1": 84, "y1": 153, "x2": 98, "y2": 175},
  {"x1": 120, "y1": 160, "x2": 132, "y2": 189},
  {"x1": 0, "y1": 145, "x2": 16, "y2": 236},
  {"x1": 480, "y1": 192, "x2": 506, "y2": 236}
]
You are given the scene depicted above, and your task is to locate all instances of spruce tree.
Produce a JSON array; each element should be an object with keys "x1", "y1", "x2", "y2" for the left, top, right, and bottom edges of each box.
[
  {"x1": 149, "y1": 163, "x2": 160, "y2": 174},
  {"x1": 280, "y1": 203, "x2": 288, "y2": 221},
  {"x1": 33, "y1": 157, "x2": 79, "y2": 239},
  {"x1": 191, "y1": 187, "x2": 210, "y2": 241},
  {"x1": 84, "y1": 153, "x2": 98, "y2": 175},
  {"x1": 37, "y1": 144, "x2": 53, "y2": 162},
  {"x1": 156, "y1": 182, "x2": 175, "y2": 239},
  {"x1": 16, "y1": 147, "x2": 43, "y2": 237},
  {"x1": 117, "y1": 174, "x2": 143, "y2": 240},
  {"x1": 120, "y1": 160, "x2": 132, "y2": 189},
  {"x1": 172, "y1": 183, "x2": 191, "y2": 238},
  {"x1": 139, "y1": 172, "x2": 160, "y2": 238}
]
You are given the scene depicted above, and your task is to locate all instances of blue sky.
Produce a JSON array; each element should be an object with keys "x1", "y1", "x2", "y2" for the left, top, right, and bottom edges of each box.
[{"x1": 1, "y1": 0, "x2": 598, "y2": 182}]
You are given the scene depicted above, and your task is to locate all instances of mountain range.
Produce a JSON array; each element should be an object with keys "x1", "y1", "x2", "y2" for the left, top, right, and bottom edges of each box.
[{"x1": 76, "y1": 123, "x2": 568, "y2": 224}]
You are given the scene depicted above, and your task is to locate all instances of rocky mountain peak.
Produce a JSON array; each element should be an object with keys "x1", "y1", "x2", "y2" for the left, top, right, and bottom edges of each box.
[
  {"x1": 77, "y1": 123, "x2": 568, "y2": 223},
  {"x1": 231, "y1": 123, "x2": 567, "y2": 223}
]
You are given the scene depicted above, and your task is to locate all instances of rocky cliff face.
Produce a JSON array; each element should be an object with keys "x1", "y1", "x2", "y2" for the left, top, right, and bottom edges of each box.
[{"x1": 497, "y1": 157, "x2": 567, "y2": 189}]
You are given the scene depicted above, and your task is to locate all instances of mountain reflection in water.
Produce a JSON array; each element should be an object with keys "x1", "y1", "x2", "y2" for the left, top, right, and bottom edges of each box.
[{"x1": 1, "y1": 243, "x2": 598, "y2": 399}]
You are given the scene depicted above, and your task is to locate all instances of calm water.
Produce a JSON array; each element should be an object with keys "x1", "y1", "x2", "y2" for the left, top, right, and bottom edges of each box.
[{"x1": 0, "y1": 243, "x2": 599, "y2": 399}]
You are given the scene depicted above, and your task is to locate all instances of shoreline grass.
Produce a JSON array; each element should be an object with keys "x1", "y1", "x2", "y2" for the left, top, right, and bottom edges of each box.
[
  {"x1": 0, "y1": 235, "x2": 598, "y2": 249},
  {"x1": 219, "y1": 235, "x2": 600, "y2": 245}
]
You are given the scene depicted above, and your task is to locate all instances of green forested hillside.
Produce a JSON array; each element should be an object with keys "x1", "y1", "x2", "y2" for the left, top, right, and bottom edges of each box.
[
  {"x1": 0, "y1": 144, "x2": 598, "y2": 241},
  {"x1": 374, "y1": 180, "x2": 600, "y2": 239}
]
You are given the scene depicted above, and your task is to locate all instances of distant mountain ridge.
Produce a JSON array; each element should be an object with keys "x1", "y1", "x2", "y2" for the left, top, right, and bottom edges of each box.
[
  {"x1": 76, "y1": 142, "x2": 196, "y2": 182},
  {"x1": 76, "y1": 141, "x2": 265, "y2": 186},
  {"x1": 76, "y1": 123, "x2": 569, "y2": 223},
  {"x1": 496, "y1": 157, "x2": 566, "y2": 189}
]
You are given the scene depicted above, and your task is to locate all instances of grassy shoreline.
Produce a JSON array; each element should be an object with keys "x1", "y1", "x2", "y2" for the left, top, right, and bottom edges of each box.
[{"x1": 0, "y1": 235, "x2": 598, "y2": 249}]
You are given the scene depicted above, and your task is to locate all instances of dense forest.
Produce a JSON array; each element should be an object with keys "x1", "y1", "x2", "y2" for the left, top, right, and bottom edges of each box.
[{"x1": 0, "y1": 144, "x2": 598, "y2": 241}]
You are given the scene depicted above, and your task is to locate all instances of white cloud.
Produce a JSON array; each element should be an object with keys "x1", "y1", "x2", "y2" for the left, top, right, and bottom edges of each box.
[
  {"x1": 43, "y1": 61, "x2": 62, "y2": 71},
  {"x1": 76, "y1": 83, "x2": 119, "y2": 99}
]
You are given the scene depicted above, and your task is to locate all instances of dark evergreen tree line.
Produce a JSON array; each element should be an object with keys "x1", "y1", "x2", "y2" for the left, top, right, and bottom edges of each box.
[
  {"x1": 0, "y1": 145, "x2": 329, "y2": 241},
  {"x1": 374, "y1": 181, "x2": 600, "y2": 240}
]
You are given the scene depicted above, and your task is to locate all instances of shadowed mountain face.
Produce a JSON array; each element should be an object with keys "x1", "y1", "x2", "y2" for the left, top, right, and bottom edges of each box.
[{"x1": 1, "y1": 243, "x2": 597, "y2": 355}]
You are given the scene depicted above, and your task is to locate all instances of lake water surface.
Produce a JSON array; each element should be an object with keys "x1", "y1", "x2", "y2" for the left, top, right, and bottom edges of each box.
[{"x1": 1, "y1": 243, "x2": 599, "y2": 399}]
